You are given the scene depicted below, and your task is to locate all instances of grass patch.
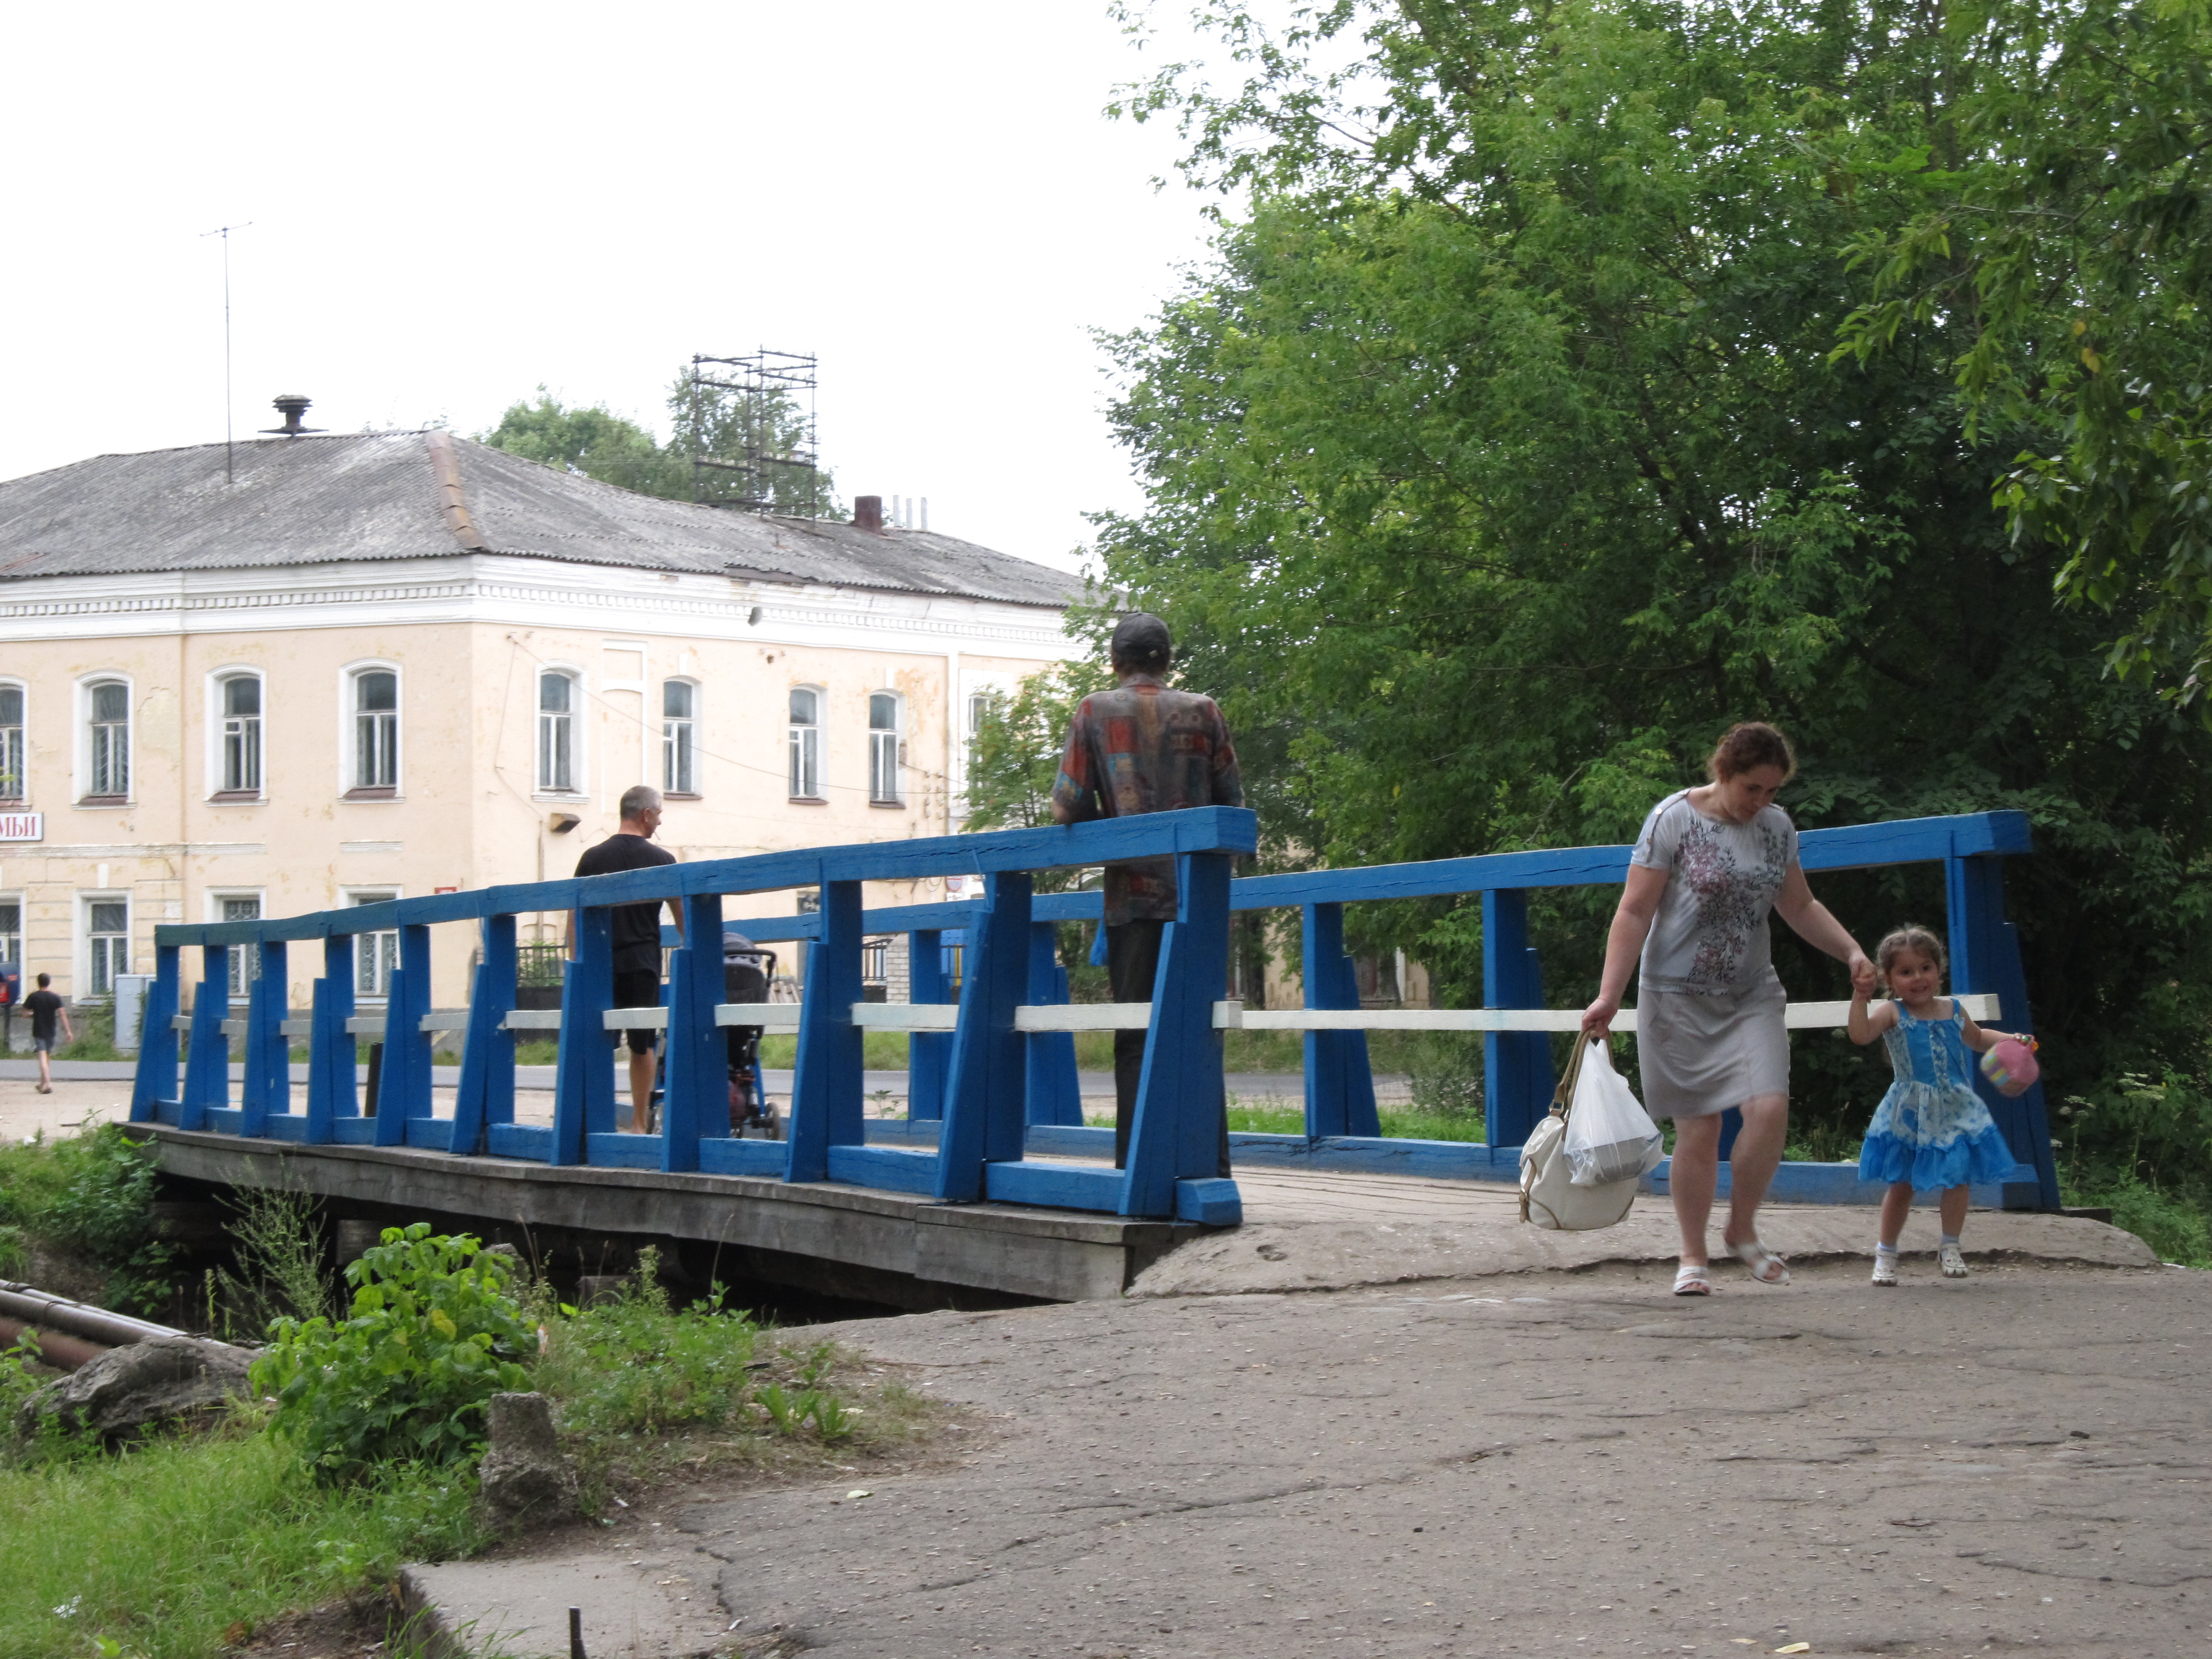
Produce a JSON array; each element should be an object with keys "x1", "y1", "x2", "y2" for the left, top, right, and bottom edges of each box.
[
  {"x1": 2062, "y1": 1169, "x2": 2212, "y2": 1266},
  {"x1": 0, "y1": 1426, "x2": 484, "y2": 1659},
  {"x1": 531, "y1": 1261, "x2": 941, "y2": 1505}
]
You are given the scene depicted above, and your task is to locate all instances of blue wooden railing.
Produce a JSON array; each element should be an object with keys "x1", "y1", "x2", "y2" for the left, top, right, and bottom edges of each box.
[
  {"x1": 131, "y1": 809, "x2": 1256, "y2": 1223},
  {"x1": 129, "y1": 806, "x2": 2059, "y2": 1218}
]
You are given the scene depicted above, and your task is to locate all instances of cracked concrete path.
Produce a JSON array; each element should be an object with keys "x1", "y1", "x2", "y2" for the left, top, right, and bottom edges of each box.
[{"x1": 410, "y1": 1257, "x2": 2209, "y2": 1658}]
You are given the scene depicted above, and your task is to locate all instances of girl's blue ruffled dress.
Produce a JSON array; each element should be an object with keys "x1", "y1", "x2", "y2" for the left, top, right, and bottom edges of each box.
[{"x1": 1858, "y1": 1000, "x2": 2017, "y2": 1192}]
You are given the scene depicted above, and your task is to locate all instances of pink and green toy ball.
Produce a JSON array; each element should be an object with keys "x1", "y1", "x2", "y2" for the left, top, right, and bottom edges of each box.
[{"x1": 1980, "y1": 1037, "x2": 2040, "y2": 1097}]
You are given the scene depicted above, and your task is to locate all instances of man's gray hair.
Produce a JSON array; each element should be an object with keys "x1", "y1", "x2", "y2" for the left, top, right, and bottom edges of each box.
[{"x1": 619, "y1": 784, "x2": 663, "y2": 821}]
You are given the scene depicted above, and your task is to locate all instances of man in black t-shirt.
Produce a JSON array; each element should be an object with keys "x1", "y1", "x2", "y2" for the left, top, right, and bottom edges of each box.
[
  {"x1": 23, "y1": 972, "x2": 72, "y2": 1095},
  {"x1": 570, "y1": 784, "x2": 680, "y2": 1131}
]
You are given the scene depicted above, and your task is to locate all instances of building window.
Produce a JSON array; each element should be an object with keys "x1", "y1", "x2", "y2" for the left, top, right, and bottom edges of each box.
[
  {"x1": 662, "y1": 681, "x2": 696, "y2": 795},
  {"x1": 0, "y1": 897, "x2": 20, "y2": 969},
  {"x1": 351, "y1": 892, "x2": 398, "y2": 999},
  {"x1": 87, "y1": 899, "x2": 129, "y2": 997},
  {"x1": 787, "y1": 687, "x2": 822, "y2": 800},
  {"x1": 220, "y1": 896, "x2": 262, "y2": 997},
  {"x1": 218, "y1": 675, "x2": 263, "y2": 796},
  {"x1": 538, "y1": 671, "x2": 577, "y2": 793},
  {"x1": 351, "y1": 669, "x2": 398, "y2": 795},
  {"x1": 868, "y1": 692, "x2": 903, "y2": 806},
  {"x1": 0, "y1": 685, "x2": 22, "y2": 801},
  {"x1": 86, "y1": 681, "x2": 129, "y2": 800}
]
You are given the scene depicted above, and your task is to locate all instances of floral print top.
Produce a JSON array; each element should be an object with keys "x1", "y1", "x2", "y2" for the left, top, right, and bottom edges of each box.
[{"x1": 1628, "y1": 789, "x2": 1799, "y2": 995}]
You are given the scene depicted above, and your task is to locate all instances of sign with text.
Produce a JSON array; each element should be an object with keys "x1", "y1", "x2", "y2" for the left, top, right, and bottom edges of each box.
[{"x1": 0, "y1": 812, "x2": 42, "y2": 842}]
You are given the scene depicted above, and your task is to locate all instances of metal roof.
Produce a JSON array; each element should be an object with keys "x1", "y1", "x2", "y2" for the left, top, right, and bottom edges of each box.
[{"x1": 0, "y1": 430, "x2": 1086, "y2": 608}]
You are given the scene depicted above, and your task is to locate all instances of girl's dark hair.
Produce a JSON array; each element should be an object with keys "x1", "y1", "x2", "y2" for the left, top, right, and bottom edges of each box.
[
  {"x1": 1875, "y1": 925, "x2": 1948, "y2": 989},
  {"x1": 1705, "y1": 721, "x2": 1797, "y2": 782}
]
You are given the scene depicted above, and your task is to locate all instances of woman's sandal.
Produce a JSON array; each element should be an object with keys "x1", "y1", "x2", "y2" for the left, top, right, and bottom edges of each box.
[
  {"x1": 1729, "y1": 1237, "x2": 1791, "y2": 1285},
  {"x1": 1672, "y1": 1263, "x2": 1712, "y2": 1296}
]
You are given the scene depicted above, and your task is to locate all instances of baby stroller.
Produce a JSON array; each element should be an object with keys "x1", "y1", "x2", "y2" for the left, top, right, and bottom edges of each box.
[{"x1": 723, "y1": 931, "x2": 780, "y2": 1139}]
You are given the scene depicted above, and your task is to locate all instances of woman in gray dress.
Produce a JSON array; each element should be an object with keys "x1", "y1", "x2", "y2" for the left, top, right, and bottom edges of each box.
[{"x1": 1580, "y1": 723, "x2": 1877, "y2": 1295}]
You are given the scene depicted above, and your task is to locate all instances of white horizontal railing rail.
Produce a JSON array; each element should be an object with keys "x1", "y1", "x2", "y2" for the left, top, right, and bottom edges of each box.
[{"x1": 186, "y1": 993, "x2": 2000, "y2": 1043}]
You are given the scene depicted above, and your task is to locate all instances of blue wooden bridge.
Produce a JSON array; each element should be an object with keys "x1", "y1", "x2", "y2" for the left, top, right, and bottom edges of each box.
[{"x1": 128, "y1": 807, "x2": 2057, "y2": 1302}]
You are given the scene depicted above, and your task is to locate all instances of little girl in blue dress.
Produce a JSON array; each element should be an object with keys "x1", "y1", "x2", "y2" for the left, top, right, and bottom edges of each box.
[{"x1": 1848, "y1": 925, "x2": 2024, "y2": 1285}]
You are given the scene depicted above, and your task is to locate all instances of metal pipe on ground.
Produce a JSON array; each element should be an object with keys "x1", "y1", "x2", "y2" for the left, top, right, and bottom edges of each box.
[
  {"x1": 0, "y1": 1281, "x2": 190, "y2": 1349},
  {"x1": 0, "y1": 1314, "x2": 109, "y2": 1371}
]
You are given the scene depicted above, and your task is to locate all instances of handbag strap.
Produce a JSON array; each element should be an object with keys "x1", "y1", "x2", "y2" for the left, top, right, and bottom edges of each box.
[{"x1": 1548, "y1": 1030, "x2": 1604, "y2": 1121}]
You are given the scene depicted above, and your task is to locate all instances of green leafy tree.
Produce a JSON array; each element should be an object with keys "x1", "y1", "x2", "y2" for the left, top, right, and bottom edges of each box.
[
  {"x1": 1833, "y1": 0, "x2": 2212, "y2": 709},
  {"x1": 480, "y1": 371, "x2": 842, "y2": 516},
  {"x1": 478, "y1": 388, "x2": 682, "y2": 495},
  {"x1": 962, "y1": 660, "x2": 1117, "y2": 833},
  {"x1": 667, "y1": 368, "x2": 842, "y2": 518},
  {"x1": 1098, "y1": 0, "x2": 2212, "y2": 1161}
]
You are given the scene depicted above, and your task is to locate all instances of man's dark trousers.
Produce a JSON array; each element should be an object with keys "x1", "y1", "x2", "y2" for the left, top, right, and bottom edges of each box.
[{"x1": 1105, "y1": 919, "x2": 1232, "y2": 1177}]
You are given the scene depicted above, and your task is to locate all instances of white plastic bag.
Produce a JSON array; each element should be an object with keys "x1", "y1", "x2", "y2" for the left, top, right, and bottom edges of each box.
[{"x1": 1562, "y1": 1038, "x2": 1664, "y2": 1187}]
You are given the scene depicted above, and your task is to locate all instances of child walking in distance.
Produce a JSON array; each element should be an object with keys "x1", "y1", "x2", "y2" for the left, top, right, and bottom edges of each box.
[
  {"x1": 1848, "y1": 926, "x2": 2023, "y2": 1285},
  {"x1": 23, "y1": 973, "x2": 72, "y2": 1094}
]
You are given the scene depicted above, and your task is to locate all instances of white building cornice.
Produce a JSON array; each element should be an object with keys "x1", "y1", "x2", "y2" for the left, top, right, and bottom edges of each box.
[{"x1": 0, "y1": 555, "x2": 1086, "y2": 659}]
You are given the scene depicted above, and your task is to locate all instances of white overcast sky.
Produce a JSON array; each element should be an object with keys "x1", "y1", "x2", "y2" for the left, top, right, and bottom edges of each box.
[{"x1": 0, "y1": 3, "x2": 1273, "y2": 573}]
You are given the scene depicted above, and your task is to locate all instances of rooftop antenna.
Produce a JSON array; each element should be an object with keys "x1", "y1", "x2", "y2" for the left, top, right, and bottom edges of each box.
[{"x1": 201, "y1": 222, "x2": 252, "y2": 486}]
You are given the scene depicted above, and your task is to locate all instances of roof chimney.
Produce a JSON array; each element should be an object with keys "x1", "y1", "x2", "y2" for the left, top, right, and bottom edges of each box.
[
  {"x1": 261, "y1": 394, "x2": 324, "y2": 437},
  {"x1": 853, "y1": 494, "x2": 885, "y2": 533}
]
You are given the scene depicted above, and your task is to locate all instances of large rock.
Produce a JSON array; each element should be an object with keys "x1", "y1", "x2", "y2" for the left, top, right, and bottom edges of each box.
[
  {"x1": 476, "y1": 1391, "x2": 578, "y2": 1531},
  {"x1": 15, "y1": 1336, "x2": 255, "y2": 1443}
]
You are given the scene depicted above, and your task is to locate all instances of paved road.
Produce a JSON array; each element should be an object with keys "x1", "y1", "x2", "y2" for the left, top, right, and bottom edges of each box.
[{"x1": 414, "y1": 1259, "x2": 2209, "y2": 1658}]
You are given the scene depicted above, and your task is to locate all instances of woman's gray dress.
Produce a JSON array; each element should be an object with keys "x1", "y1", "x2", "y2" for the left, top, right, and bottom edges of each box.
[{"x1": 1629, "y1": 790, "x2": 1797, "y2": 1120}]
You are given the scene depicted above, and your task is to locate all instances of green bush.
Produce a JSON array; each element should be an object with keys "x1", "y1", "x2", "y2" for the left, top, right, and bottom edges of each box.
[
  {"x1": 252, "y1": 1225, "x2": 533, "y2": 1480},
  {"x1": 0, "y1": 1126, "x2": 175, "y2": 1315}
]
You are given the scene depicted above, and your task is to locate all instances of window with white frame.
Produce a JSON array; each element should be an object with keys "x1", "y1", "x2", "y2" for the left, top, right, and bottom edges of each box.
[
  {"x1": 787, "y1": 687, "x2": 822, "y2": 800},
  {"x1": 538, "y1": 671, "x2": 578, "y2": 793},
  {"x1": 868, "y1": 692, "x2": 904, "y2": 805},
  {"x1": 350, "y1": 668, "x2": 399, "y2": 795},
  {"x1": 86, "y1": 898, "x2": 129, "y2": 997},
  {"x1": 662, "y1": 681, "x2": 697, "y2": 795},
  {"x1": 350, "y1": 892, "x2": 398, "y2": 999},
  {"x1": 0, "y1": 685, "x2": 23, "y2": 801},
  {"x1": 0, "y1": 897, "x2": 20, "y2": 969},
  {"x1": 217, "y1": 674, "x2": 263, "y2": 796},
  {"x1": 219, "y1": 896, "x2": 262, "y2": 997},
  {"x1": 85, "y1": 680, "x2": 129, "y2": 800}
]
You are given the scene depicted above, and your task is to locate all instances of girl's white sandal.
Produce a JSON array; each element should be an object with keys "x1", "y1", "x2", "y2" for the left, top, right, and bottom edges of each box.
[
  {"x1": 1672, "y1": 1263, "x2": 1712, "y2": 1296},
  {"x1": 1730, "y1": 1238, "x2": 1791, "y2": 1285}
]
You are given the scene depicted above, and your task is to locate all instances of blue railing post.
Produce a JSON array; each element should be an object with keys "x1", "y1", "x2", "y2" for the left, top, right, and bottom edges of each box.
[
  {"x1": 305, "y1": 933, "x2": 356, "y2": 1141},
  {"x1": 449, "y1": 915, "x2": 517, "y2": 1154},
  {"x1": 373, "y1": 923, "x2": 432, "y2": 1145},
  {"x1": 934, "y1": 873, "x2": 1033, "y2": 1202},
  {"x1": 787, "y1": 877, "x2": 864, "y2": 1182},
  {"x1": 661, "y1": 891, "x2": 726, "y2": 1172},
  {"x1": 1024, "y1": 920, "x2": 1084, "y2": 1126},
  {"x1": 239, "y1": 941, "x2": 287, "y2": 1135},
  {"x1": 1481, "y1": 889, "x2": 1552, "y2": 1149},
  {"x1": 906, "y1": 927, "x2": 948, "y2": 1120},
  {"x1": 178, "y1": 945, "x2": 231, "y2": 1131},
  {"x1": 552, "y1": 911, "x2": 614, "y2": 1164},
  {"x1": 1302, "y1": 902, "x2": 1381, "y2": 1138},
  {"x1": 1947, "y1": 849, "x2": 2059, "y2": 1209},
  {"x1": 129, "y1": 942, "x2": 182, "y2": 1122},
  {"x1": 1123, "y1": 851, "x2": 1234, "y2": 1217}
]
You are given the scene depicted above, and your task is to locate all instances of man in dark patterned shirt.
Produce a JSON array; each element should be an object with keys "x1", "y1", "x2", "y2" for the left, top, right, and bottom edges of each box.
[{"x1": 1050, "y1": 613, "x2": 1244, "y2": 1169}]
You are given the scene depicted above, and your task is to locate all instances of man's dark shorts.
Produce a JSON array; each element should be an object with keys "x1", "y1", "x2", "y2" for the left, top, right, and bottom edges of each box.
[{"x1": 610, "y1": 968, "x2": 662, "y2": 1054}]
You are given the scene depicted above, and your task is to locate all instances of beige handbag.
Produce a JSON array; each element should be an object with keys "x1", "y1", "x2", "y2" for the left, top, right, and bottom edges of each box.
[{"x1": 1519, "y1": 1033, "x2": 1643, "y2": 1230}]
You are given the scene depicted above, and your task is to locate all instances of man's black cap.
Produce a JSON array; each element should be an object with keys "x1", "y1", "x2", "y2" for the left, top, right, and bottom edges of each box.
[{"x1": 1110, "y1": 612, "x2": 1173, "y2": 666}]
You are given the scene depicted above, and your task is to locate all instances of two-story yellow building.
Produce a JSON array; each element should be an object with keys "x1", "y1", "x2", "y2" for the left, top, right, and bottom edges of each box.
[{"x1": 0, "y1": 423, "x2": 1084, "y2": 1015}]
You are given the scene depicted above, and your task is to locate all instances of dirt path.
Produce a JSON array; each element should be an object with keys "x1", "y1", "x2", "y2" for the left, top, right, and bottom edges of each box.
[{"x1": 410, "y1": 1257, "x2": 2209, "y2": 1658}]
